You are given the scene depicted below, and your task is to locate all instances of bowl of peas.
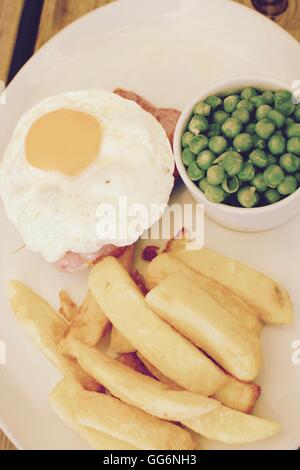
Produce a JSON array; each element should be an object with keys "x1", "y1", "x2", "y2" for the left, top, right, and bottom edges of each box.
[{"x1": 174, "y1": 76, "x2": 300, "y2": 232}]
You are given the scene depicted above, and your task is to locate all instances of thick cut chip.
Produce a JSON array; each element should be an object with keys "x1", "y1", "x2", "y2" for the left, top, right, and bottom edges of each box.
[
  {"x1": 138, "y1": 354, "x2": 261, "y2": 414},
  {"x1": 88, "y1": 257, "x2": 226, "y2": 395},
  {"x1": 146, "y1": 253, "x2": 262, "y2": 336},
  {"x1": 65, "y1": 290, "x2": 109, "y2": 347},
  {"x1": 50, "y1": 379, "x2": 138, "y2": 450},
  {"x1": 137, "y1": 354, "x2": 182, "y2": 390},
  {"x1": 66, "y1": 340, "x2": 219, "y2": 421},
  {"x1": 174, "y1": 248, "x2": 293, "y2": 325},
  {"x1": 9, "y1": 281, "x2": 101, "y2": 392},
  {"x1": 110, "y1": 327, "x2": 136, "y2": 354},
  {"x1": 213, "y1": 378, "x2": 261, "y2": 415},
  {"x1": 59, "y1": 290, "x2": 78, "y2": 323},
  {"x1": 146, "y1": 271, "x2": 262, "y2": 381},
  {"x1": 183, "y1": 405, "x2": 281, "y2": 444},
  {"x1": 52, "y1": 378, "x2": 196, "y2": 450}
]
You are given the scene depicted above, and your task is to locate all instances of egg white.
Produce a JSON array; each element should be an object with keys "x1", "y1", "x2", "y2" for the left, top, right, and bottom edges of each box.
[{"x1": 0, "y1": 90, "x2": 174, "y2": 262}]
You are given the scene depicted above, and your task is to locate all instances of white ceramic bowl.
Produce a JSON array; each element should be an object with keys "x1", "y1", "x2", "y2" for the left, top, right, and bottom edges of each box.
[{"x1": 174, "y1": 75, "x2": 300, "y2": 232}]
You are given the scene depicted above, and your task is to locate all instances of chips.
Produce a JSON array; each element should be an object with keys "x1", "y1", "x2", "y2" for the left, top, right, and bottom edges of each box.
[
  {"x1": 146, "y1": 270, "x2": 262, "y2": 381},
  {"x1": 137, "y1": 354, "x2": 182, "y2": 390},
  {"x1": 9, "y1": 281, "x2": 101, "y2": 392},
  {"x1": 51, "y1": 378, "x2": 196, "y2": 450},
  {"x1": 59, "y1": 290, "x2": 78, "y2": 323},
  {"x1": 64, "y1": 290, "x2": 109, "y2": 347},
  {"x1": 183, "y1": 405, "x2": 281, "y2": 444},
  {"x1": 89, "y1": 257, "x2": 226, "y2": 395},
  {"x1": 146, "y1": 253, "x2": 262, "y2": 336},
  {"x1": 66, "y1": 339, "x2": 220, "y2": 421},
  {"x1": 110, "y1": 327, "x2": 136, "y2": 354},
  {"x1": 10, "y1": 239, "x2": 287, "y2": 449},
  {"x1": 213, "y1": 378, "x2": 261, "y2": 415},
  {"x1": 174, "y1": 248, "x2": 293, "y2": 324},
  {"x1": 50, "y1": 379, "x2": 138, "y2": 450},
  {"x1": 138, "y1": 354, "x2": 261, "y2": 414}
]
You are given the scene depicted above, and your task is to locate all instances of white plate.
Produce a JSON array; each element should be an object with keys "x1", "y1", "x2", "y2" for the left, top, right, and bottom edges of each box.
[{"x1": 0, "y1": 0, "x2": 300, "y2": 451}]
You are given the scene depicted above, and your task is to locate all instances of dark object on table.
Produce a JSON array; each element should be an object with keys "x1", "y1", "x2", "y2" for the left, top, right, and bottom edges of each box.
[{"x1": 252, "y1": 0, "x2": 288, "y2": 16}]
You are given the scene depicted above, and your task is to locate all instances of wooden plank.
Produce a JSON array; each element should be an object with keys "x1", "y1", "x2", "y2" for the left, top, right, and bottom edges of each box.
[
  {"x1": 0, "y1": 0, "x2": 24, "y2": 83},
  {"x1": 0, "y1": 431, "x2": 16, "y2": 450},
  {"x1": 35, "y1": 0, "x2": 300, "y2": 51},
  {"x1": 236, "y1": 0, "x2": 300, "y2": 42},
  {"x1": 35, "y1": 0, "x2": 115, "y2": 50}
]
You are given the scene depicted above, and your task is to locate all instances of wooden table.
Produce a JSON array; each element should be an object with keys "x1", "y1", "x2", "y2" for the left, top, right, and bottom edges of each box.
[{"x1": 0, "y1": 0, "x2": 299, "y2": 451}]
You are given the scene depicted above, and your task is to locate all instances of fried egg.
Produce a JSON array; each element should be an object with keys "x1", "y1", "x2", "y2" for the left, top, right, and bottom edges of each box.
[{"x1": 0, "y1": 90, "x2": 174, "y2": 263}]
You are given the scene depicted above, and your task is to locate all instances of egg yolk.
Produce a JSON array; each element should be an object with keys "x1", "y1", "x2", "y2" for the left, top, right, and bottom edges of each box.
[{"x1": 25, "y1": 109, "x2": 101, "y2": 176}]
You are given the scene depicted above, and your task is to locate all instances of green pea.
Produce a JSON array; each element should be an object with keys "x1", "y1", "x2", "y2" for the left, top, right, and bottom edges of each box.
[
  {"x1": 265, "y1": 188, "x2": 281, "y2": 204},
  {"x1": 262, "y1": 90, "x2": 274, "y2": 105},
  {"x1": 233, "y1": 133, "x2": 253, "y2": 153},
  {"x1": 205, "y1": 95, "x2": 222, "y2": 110},
  {"x1": 237, "y1": 162, "x2": 255, "y2": 182},
  {"x1": 194, "y1": 101, "x2": 211, "y2": 117},
  {"x1": 199, "y1": 177, "x2": 210, "y2": 193},
  {"x1": 196, "y1": 150, "x2": 215, "y2": 170},
  {"x1": 223, "y1": 151, "x2": 243, "y2": 176},
  {"x1": 182, "y1": 148, "x2": 195, "y2": 166},
  {"x1": 249, "y1": 149, "x2": 269, "y2": 168},
  {"x1": 245, "y1": 123, "x2": 256, "y2": 135},
  {"x1": 182, "y1": 131, "x2": 193, "y2": 148},
  {"x1": 188, "y1": 115, "x2": 209, "y2": 135},
  {"x1": 294, "y1": 105, "x2": 300, "y2": 123},
  {"x1": 207, "y1": 123, "x2": 221, "y2": 138},
  {"x1": 286, "y1": 117, "x2": 295, "y2": 129},
  {"x1": 279, "y1": 153, "x2": 300, "y2": 173},
  {"x1": 256, "y1": 105, "x2": 272, "y2": 121},
  {"x1": 263, "y1": 164, "x2": 285, "y2": 188},
  {"x1": 222, "y1": 118, "x2": 242, "y2": 139},
  {"x1": 205, "y1": 185, "x2": 226, "y2": 203},
  {"x1": 237, "y1": 186, "x2": 259, "y2": 208},
  {"x1": 253, "y1": 136, "x2": 266, "y2": 151},
  {"x1": 213, "y1": 153, "x2": 226, "y2": 166},
  {"x1": 238, "y1": 100, "x2": 255, "y2": 113},
  {"x1": 268, "y1": 135, "x2": 286, "y2": 156},
  {"x1": 208, "y1": 136, "x2": 228, "y2": 155},
  {"x1": 287, "y1": 123, "x2": 300, "y2": 138},
  {"x1": 189, "y1": 135, "x2": 208, "y2": 154},
  {"x1": 251, "y1": 95, "x2": 266, "y2": 108},
  {"x1": 277, "y1": 175, "x2": 298, "y2": 195},
  {"x1": 275, "y1": 97, "x2": 295, "y2": 117},
  {"x1": 213, "y1": 110, "x2": 230, "y2": 125},
  {"x1": 224, "y1": 95, "x2": 240, "y2": 113},
  {"x1": 251, "y1": 173, "x2": 268, "y2": 192},
  {"x1": 255, "y1": 118, "x2": 276, "y2": 140},
  {"x1": 232, "y1": 108, "x2": 250, "y2": 125},
  {"x1": 187, "y1": 162, "x2": 205, "y2": 181},
  {"x1": 267, "y1": 153, "x2": 277, "y2": 165},
  {"x1": 241, "y1": 87, "x2": 257, "y2": 101},
  {"x1": 207, "y1": 165, "x2": 226, "y2": 185},
  {"x1": 222, "y1": 176, "x2": 240, "y2": 194},
  {"x1": 287, "y1": 137, "x2": 300, "y2": 156},
  {"x1": 267, "y1": 109, "x2": 285, "y2": 129},
  {"x1": 296, "y1": 172, "x2": 300, "y2": 184},
  {"x1": 275, "y1": 90, "x2": 292, "y2": 102}
]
